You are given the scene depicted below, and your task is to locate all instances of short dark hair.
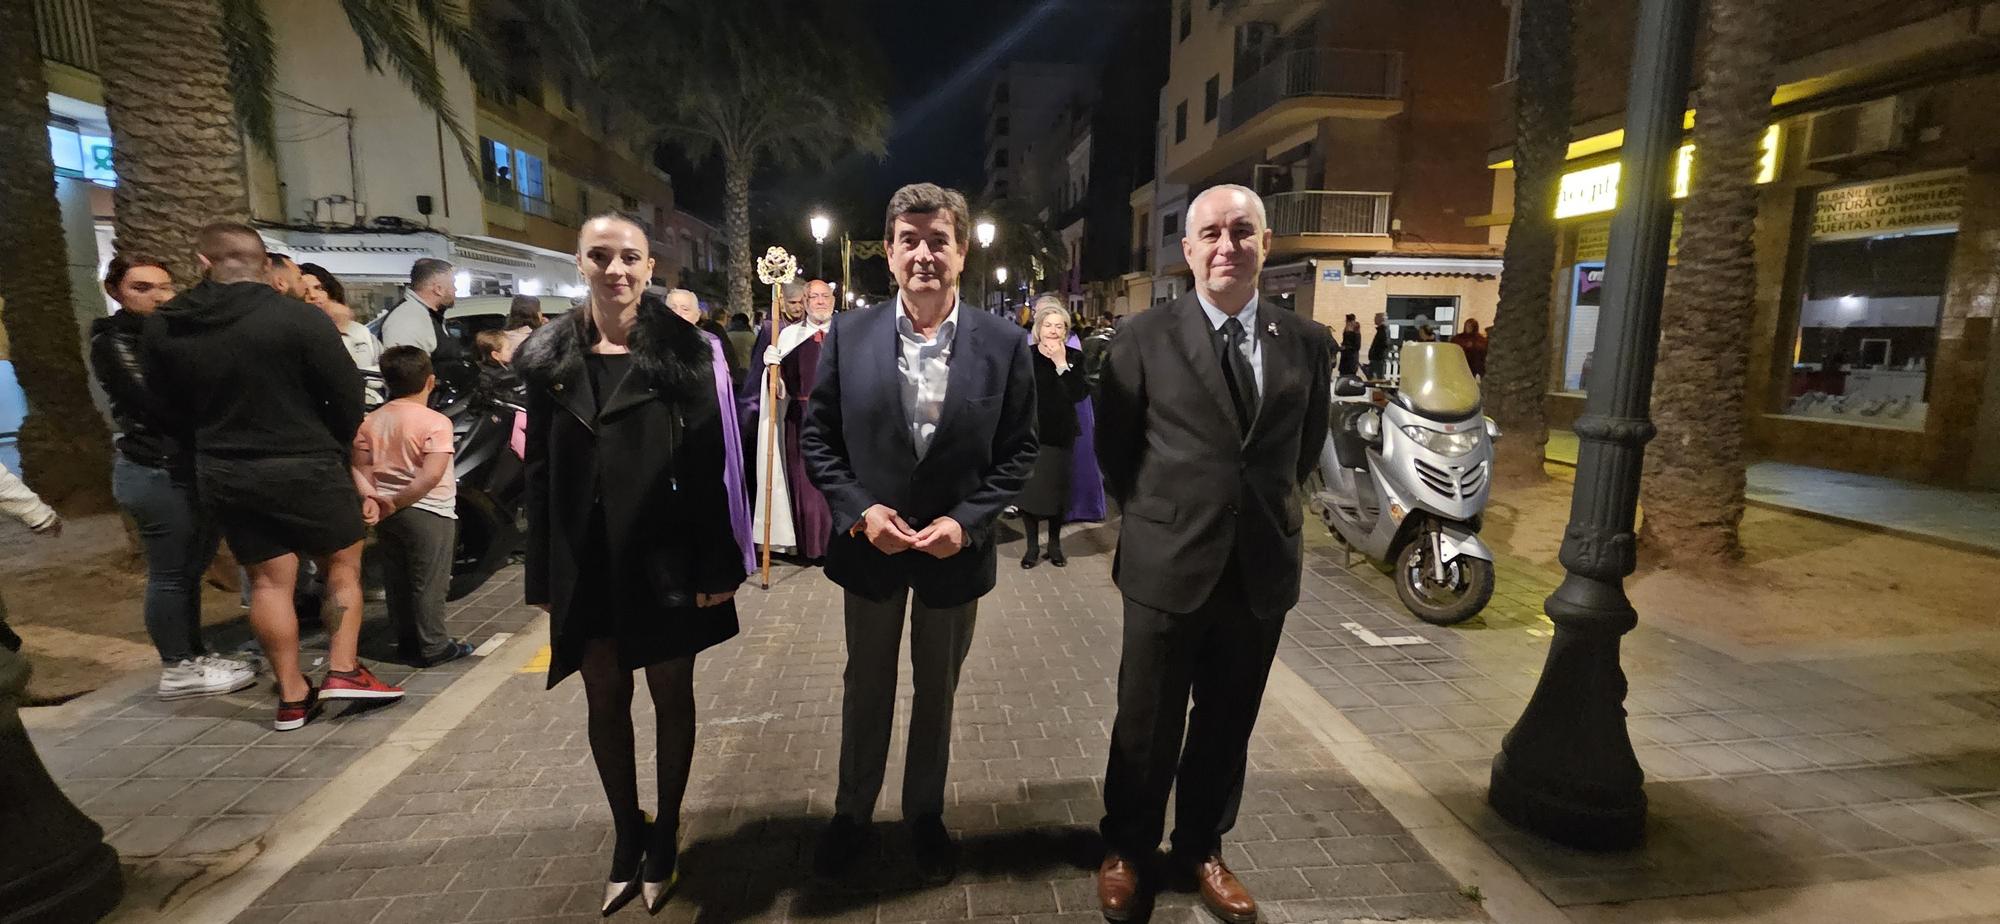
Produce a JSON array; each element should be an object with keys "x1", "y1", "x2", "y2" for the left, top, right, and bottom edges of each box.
[
  {"x1": 104, "y1": 252, "x2": 171, "y2": 293},
  {"x1": 299, "y1": 263, "x2": 345, "y2": 304},
  {"x1": 268, "y1": 252, "x2": 294, "y2": 268},
  {"x1": 379, "y1": 345, "x2": 433, "y2": 398},
  {"x1": 196, "y1": 222, "x2": 268, "y2": 283},
  {"x1": 410, "y1": 257, "x2": 454, "y2": 288},
  {"x1": 883, "y1": 183, "x2": 969, "y2": 250},
  {"x1": 505, "y1": 295, "x2": 544, "y2": 329}
]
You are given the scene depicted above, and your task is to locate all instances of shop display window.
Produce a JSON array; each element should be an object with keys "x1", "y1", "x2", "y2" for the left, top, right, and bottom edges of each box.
[
  {"x1": 1781, "y1": 229, "x2": 1952, "y2": 429},
  {"x1": 1561, "y1": 262, "x2": 1604, "y2": 395}
]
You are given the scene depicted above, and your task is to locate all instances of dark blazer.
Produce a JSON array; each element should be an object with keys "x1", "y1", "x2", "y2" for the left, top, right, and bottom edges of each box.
[
  {"x1": 801, "y1": 301, "x2": 1038, "y2": 608},
  {"x1": 515, "y1": 298, "x2": 746, "y2": 687},
  {"x1": 1095, "y1": 293, "x2": 1332, "y2": 618},
  {"x1": 1031, "y1": 346, "x2": 1088, "y2": 447}
]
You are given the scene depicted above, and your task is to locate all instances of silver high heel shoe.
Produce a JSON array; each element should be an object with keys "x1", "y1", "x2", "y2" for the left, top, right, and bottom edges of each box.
[{"x1": 603, "y1": 814, "x2": 651, "y2": 917}]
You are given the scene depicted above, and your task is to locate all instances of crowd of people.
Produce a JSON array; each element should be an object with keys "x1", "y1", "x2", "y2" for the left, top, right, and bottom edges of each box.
[{"x1": 26, "y1": 177, "x2": 1355, "y2": 922}]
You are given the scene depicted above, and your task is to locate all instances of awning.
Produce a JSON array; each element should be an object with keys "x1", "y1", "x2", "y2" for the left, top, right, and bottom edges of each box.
[
  {"x1": 1259, "y1": 259, "x2": 1316, "y2": 291},
  {"x1": 270, "y1": 230, "x2": 447, "y2": 282},
  {"x1": 1347, "y1": 256, "x2": 1503, "y2": 278}
]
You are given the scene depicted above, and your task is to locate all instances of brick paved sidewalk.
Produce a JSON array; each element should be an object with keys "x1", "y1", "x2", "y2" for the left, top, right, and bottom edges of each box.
[
  {"x1": 225, "y1": 521, "x2": 1486, "y2": 924},
  {"x1": 26, "y1": 577, "x2": 542, "y2": 914},
  {"x1": 1282, "y1": 532, "x2": 2000, "y2": 916}
]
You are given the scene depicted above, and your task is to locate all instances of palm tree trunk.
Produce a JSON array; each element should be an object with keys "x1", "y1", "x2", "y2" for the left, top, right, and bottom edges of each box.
[
  {"x1": 0, "y1": 0, "x2": 115, "y2": 512},
  {"x1": 724, "y1": 152, "x2": 755, "y2": 322},
  {"x1": 94, "y1": 0, "x2": 249, "y2": 284},
  {"x1": 1486, "y1": 0, "x2": 1574, "y2": 483},
  {"x1": 1639, "y1": 0, "x2": 1781, "y2": 565}
]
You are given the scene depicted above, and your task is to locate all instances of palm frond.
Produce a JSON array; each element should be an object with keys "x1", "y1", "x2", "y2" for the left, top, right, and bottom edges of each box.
[
  {"x1": 405, "y1": 0, "x2": 504, "y2": 94},
  {"x1": 217, "y1": 0, "x2": 278, "y2": 154},
  {"x1": 338, "y1": 0, "x2": 480, "y2": 174}
]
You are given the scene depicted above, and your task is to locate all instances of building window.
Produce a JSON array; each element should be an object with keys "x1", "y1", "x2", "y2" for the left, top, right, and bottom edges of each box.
[
  {"x1": 1162, "y1": 210, "x2": 1181, "y2": 241},
  {"x1": 994, "y1": 148, "x2": 1009, "y2": 168},
  {"x1": 1179, "y1": 1, "x2": 1191, "y2": 40},
  {"x1": 995, "y1": 179, "x2": 1010, "y2": 197},
  {"x1": 995, "y1": 81, "x2": 1010, "y2": 104},
  {"x1": 1204, "y1": 76, "x2": 1219, "y2": 123},
  {"x1": 1174, "y1": 102, "x2": 1187, "y2": 143},
  {"x1": 481, "y1": 137, "x2": 512, "y2": 187},
  {"x1": 1775, "y1": 173, "x2": 1961, "y2": 430},
  {"x1": 579, "y1": 188, "x2": 590, "y2": 217},
  {"x1": 513, "y1": 150, "x2": 545, "y2": 201},
  {"x1": 995, "y1": 115, "x2": 1009, "y2": 136}
]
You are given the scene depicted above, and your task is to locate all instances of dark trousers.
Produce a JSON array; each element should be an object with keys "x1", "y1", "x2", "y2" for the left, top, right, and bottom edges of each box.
[
  {"x1": 1101, "y1": 562, "x2": 1287, "y2": 857},
  {"x1": 111, "y1": 455, "x2": 221, "y2": 663},
  {"x1": 834, "y1": 587, "x2": 978, "y2": 823},
  {"x1": 377, "y1": 507, "x2": 456, "y2": 660}
]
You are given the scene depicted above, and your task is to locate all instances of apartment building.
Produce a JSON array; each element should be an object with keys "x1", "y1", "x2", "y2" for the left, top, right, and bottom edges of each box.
[
  {"x1": 982, "y1": 63, "x2": 1092, "y2": 204},
  {"x1": 1130, "y1": 0, "x2": 1509, "y2": 329},
  {"x1": 1487, "y1": 0, "x2": 2000, "y2": 487}
]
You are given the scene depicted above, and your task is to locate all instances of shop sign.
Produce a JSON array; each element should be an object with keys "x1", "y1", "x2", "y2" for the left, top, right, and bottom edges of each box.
[
  {"x1": 46, "y1": 123, "x2": 114, "y2": 185},
  {"x1": 1555, "y1": 124, "x2": 1783, "y2": 220},
  {"x1": 1573, "y1": 213, "x2": 1683, "y2": 263},
  {"x1": 1809, "y1": 170, "x2": 1963, "y2": 242}
]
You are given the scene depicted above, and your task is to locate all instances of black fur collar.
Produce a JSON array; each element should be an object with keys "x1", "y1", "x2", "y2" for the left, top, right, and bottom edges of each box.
[{"x1": 514, "y1": 294, "x2": 710, "y2": 398}]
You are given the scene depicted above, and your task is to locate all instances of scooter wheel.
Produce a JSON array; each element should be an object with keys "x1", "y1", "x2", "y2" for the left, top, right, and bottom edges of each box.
[{"x1": 1393, "y1": 539, "x2": 1494, "y2": 626}]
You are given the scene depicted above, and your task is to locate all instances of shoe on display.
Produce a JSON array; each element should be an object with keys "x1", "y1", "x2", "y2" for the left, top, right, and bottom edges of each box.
[
  {"x1": 158, "y1": 658, "x2": 258, "y2": 701},
  {"x1": 320, "y1": 664, "x2": 405, "y2": 701}
]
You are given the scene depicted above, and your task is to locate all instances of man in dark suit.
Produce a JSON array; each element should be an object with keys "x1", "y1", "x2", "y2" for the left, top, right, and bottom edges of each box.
[
  {"x1": 801, "y1": 182, "x2": 1038, "y2": 883},
  {"x1": 1092, "y1": 184, "x2": 1332, "y2": 922}
]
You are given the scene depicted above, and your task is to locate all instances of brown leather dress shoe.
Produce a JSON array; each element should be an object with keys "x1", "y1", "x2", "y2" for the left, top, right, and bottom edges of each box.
[
  {"x1": 1190, "y1": 854, "x2": 1257, "y2": 923},
  {"x1": 1097, "y1": 853, "x2": 1142, "y2": 921}
]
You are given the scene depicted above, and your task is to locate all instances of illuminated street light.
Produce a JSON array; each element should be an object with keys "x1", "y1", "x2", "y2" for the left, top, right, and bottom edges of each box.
[
  {"x1": 975, "y1": 219, "x2": 996, "y2": 248},
  {"x1": 809, "y1": 214, "x2": 831, "y2": 243},
  {"x1": 809, "y1": 213, "x2": 831, "y2": 277},
  {"x1": 994, "y1": 266, "x2": 1008, "y2": 285}
]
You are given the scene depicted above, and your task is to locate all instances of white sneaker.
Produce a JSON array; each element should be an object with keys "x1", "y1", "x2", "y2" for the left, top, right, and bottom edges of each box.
[
  {"x1": 196, "y1": 652, "x2": 254, "y2": 673},
  {"x1": 158, "y1": 659, "x2": 257, "y2": 701}
]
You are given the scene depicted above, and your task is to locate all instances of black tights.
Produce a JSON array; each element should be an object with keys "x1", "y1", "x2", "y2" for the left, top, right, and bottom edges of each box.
[
  {"x1": 580, "y1": 639, "x2": 696, "y2": 881},
  {"x1": 1021, "y1": 516, "x2": 1064, "y2": 553}
]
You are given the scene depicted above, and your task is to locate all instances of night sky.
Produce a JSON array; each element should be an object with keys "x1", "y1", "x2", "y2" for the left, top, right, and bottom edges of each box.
[{"x1": 666, "y1": 0, "x2": 1144, "y2": 224}]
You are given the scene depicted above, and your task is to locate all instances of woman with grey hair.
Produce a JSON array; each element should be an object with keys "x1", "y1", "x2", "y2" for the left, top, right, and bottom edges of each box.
[{"x1": 1018, "y1": 297, "x2": 1089, "y2": 568}]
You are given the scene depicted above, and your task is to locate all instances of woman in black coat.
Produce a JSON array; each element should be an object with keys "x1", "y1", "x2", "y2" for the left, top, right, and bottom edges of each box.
[
  {"x1": 1338, "y1": 313, "x2": 1362, "y2": 376},
  {"x1": 515, "y1": 215, "x2": 746, "y2": 916},
  {"x1": 1018, "y1": 298, "x2": 1089, "y2": 568}
]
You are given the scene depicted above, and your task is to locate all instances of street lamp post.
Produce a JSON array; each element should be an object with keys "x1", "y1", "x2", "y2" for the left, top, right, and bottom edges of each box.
[
  {"x1": 1486, "y1": 0, "x2": 1700, "y2": 851},
  {"x1": 975, "y1": 219, "x2": 997, "y2": 309},
  {"x1": 810, "y1": 213, "x2": 831, "y2": 279}
]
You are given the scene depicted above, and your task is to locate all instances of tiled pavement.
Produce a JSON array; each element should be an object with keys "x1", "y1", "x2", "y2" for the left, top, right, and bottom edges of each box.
[
  {"x1": 222, "y1": 522, "x2": 1485, "y2": 924},
  {"x1": 26, "y1": 575, "x2": 541, "y2": 912},
  {"x1": 1284, "y1": 529, "x2": 2000, "y2": 911}
]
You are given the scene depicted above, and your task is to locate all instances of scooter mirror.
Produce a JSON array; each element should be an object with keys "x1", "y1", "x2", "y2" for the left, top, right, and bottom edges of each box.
[{"x1": 1333, "y1": 376, "x2": 1369, "y2": 398}]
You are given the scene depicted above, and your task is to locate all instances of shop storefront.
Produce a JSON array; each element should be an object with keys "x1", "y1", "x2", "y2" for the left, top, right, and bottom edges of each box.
[{"x1": 1538, "y1": 91, "x2": 2000, "y2": 487}]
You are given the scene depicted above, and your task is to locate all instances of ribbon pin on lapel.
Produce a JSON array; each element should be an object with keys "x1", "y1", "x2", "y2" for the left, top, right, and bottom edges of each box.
[{"x1": 1266, "y1": 322, "x2": 1280, "y2": 336}]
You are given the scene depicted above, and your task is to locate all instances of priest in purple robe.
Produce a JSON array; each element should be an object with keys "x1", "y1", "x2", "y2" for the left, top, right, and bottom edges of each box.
[{"x1": 668, "y1": 289, "x2": 753, "y2": 571}]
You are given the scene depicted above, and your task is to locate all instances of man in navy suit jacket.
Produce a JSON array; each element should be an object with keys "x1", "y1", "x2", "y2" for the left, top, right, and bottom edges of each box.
[{"x1": 801, "y1": 183, "x2": 1037, "y2": 883}]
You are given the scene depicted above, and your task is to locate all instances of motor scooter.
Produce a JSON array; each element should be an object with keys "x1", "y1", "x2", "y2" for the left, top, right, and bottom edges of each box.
[
  {"x1": 430, "y1": 360, "x2": 526, "y2": 601},
  {"x1": 1310, "y1": 341, "x2": 1498, "y2": 625}
]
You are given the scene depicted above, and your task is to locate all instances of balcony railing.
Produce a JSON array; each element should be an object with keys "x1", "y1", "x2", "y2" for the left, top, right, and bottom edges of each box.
[
  {"x1": 482, "y1": 180, "x2": 580, "y2": 227},
  {"x1": 1218, "y1": 48, "x2": 1403, "y2": 135},
  {"x1": 36, "y1": 0, "x2": 96, "y2": 72},
  {"x1": 1264, "y1": 191, "x2": 1391, "y2": 237}
]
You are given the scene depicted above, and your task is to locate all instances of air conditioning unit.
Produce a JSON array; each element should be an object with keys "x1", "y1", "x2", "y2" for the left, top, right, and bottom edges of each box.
[{"x1": 1806, "y1": 97, "x2": 1912, "y2": 165}]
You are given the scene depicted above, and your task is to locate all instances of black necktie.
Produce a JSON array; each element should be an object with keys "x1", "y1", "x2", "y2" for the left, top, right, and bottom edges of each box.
[{"x1": 1218, "y1": 317, "x2": 1258, "y2": 435}]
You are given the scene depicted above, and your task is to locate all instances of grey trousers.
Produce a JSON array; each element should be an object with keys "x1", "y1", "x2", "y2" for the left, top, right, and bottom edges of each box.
[
  {"x1": 834, "y1": 587, "x2": 978, "y2": 823},
  {"x1": 377, "y1": 507, "x2": 456, "y2": 660}
]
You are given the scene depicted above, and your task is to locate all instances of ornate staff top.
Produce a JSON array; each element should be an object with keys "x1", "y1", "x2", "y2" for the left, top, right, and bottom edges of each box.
[{"x1": 756, "y1": 247, "x2": 798, "y2": 286}]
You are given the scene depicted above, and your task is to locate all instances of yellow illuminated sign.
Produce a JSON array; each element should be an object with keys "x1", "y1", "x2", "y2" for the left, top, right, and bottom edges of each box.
[{"x1": 1554, "y1": 124, "x2": 1782, "y2": 219}]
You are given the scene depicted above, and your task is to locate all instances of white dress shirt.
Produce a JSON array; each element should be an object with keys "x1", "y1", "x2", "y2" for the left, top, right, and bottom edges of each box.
[
  {"x1": 896, "y1": 296, "x2": 959, "y2": 459},
  {"x1": 1197, "y1": 292, "x2": 1265, "y2": 396}
]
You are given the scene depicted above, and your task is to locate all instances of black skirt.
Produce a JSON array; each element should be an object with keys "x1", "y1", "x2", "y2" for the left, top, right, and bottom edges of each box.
[
  {"x1": 1017, "y1": 442, "x2": 1073, "y2": 519},
  {"x1": 563, "y1": 502, "x2": 738, "y2": 673}
]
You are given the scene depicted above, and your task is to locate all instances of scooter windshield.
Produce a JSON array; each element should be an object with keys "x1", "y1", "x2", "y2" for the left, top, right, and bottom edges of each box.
[{"x1": 1397, "y1": 342, "x2": 1481, "y2": 417}]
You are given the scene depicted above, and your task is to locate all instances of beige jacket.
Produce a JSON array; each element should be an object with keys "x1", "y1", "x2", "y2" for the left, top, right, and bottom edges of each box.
[{"x1": 0, "y1": 462, "x2": 57, "y2": 531}]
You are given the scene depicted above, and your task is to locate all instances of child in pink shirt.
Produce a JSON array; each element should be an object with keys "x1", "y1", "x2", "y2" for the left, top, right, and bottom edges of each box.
[{"x1": 352, "y1": 347, "x2": 472, "y2": 666}]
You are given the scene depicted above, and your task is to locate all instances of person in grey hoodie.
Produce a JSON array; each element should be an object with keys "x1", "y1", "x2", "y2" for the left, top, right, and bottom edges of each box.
[{"x1": 142, "y1": 222, "x2": 404, "y2": 732}]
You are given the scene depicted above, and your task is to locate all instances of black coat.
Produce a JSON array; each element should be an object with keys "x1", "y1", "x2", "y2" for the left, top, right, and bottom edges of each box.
[
  {"x1": 1366, "y1": 324, "x2": 1390, "y2": 372},
  {"x1": 1339, "y1": 327, "x2": 1361, "y2": 376},
  {"x1": 90, "y1": 310, "x2": 179, "y2": 469},
  {"x1": 801, "y1": 302, "x2": 1039, "y2": 608},
  {"x1": 515, "y1": 298, "x2": 745, "y2": 687},
  {"x1": 1031, "y1": 346, "x2": 1089, "y2": 447},
  {"x1": 1095, "y1": 294, "x2": 1332, "y2": 618}
]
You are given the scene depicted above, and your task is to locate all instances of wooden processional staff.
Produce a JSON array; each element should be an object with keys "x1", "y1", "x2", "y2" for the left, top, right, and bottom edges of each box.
[{"x1": 754, "y1": 247, "x2": 797, "y2": 589}]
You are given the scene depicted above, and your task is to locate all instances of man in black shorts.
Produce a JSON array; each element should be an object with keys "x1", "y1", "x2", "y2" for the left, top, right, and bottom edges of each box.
[{"x1": 143, "y1": 222, "x2": 405, "y2": 731}]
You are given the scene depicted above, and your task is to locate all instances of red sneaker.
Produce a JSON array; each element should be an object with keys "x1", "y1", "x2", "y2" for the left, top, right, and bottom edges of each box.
[
  {"x1": 275, "y1": 681, "x2": 322, "y2": 732},
  {"x1": 319, "y1": 665, "x2": 405, "y2": 702}
]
